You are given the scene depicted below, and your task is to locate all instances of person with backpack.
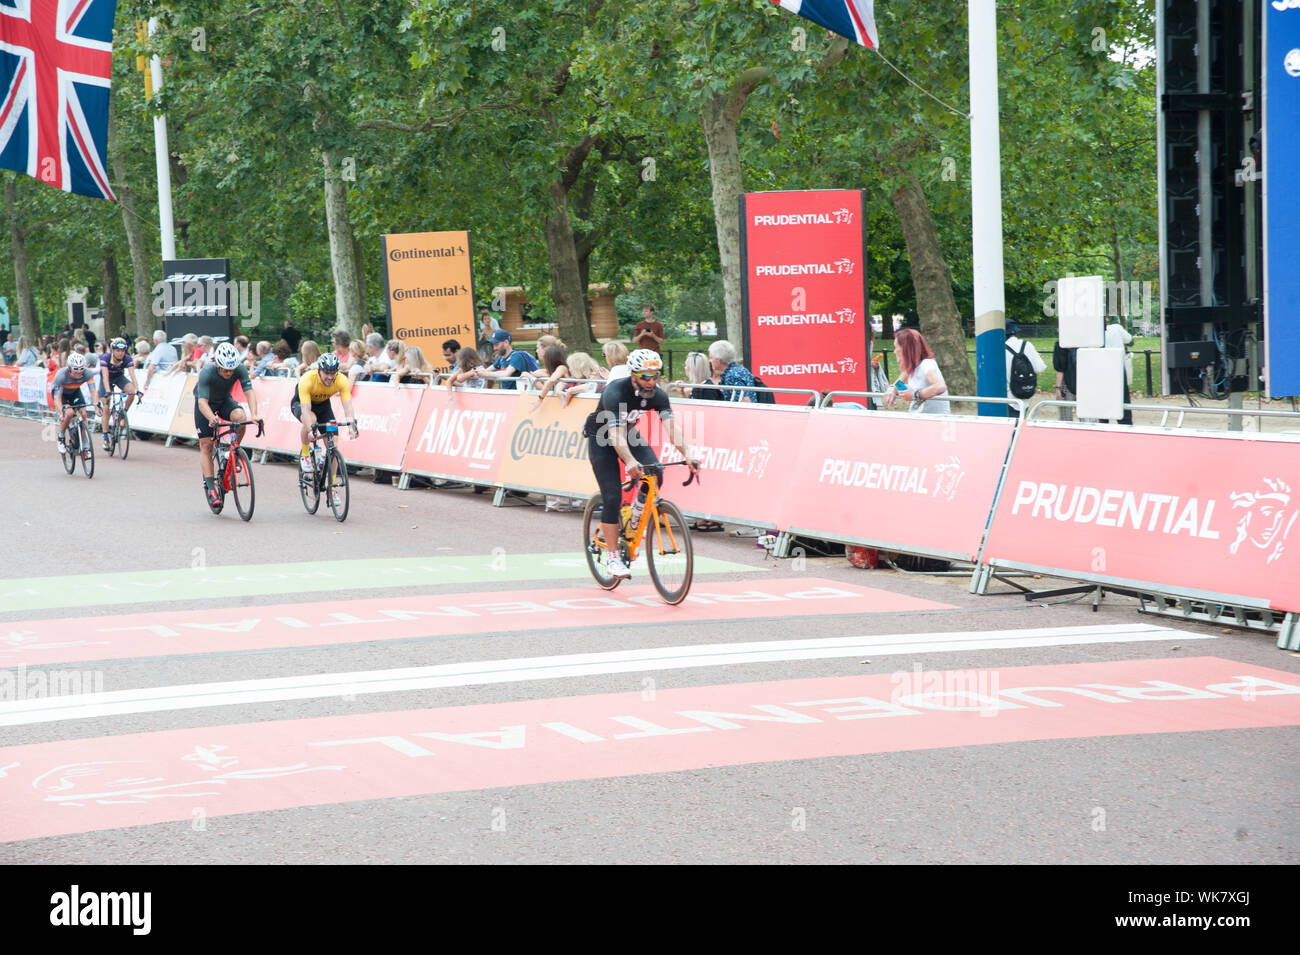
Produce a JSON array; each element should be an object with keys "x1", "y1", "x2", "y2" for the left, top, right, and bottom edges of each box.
[
  {"x1": 474, "y1": 329, "x2": 538, "y2": 389},
  {"x1": 1004, "y1": 320, "x2": 1045, "y2": 416}
]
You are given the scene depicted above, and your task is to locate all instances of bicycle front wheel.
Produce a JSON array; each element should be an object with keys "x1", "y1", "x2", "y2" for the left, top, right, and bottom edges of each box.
[
  {"x1": 645, "y1": 499, "x2": 693, "y2": 604},
  {"x1": 61, "y1": 423, "x2": 76, "y2": 474},
  {"x1": 327, "y1": 448, "x2": 350, "y2": 522},
  {"x1": 300, "y1": 456, "x2": 321, "y2": 514},
  {"x1": 117, "y1": 409, "x2": 130, "y2": 460},
  {"x1": 78, "y1": 418, "x2": 95, "y2": 479},
  {"x1": 230, "y1": 446, "x2": 255, "y2": 521},
  {"x1": 582, "y1": 494, "x2": 622, "y2": 590}
]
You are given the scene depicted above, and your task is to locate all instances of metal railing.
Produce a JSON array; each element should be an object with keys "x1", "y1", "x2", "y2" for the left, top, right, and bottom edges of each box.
[
  {"x1": 819, "y1": 390, "x2": 1026, "y2": 416},
  {"x1": 1027, "y1": 399, "x2": 1300, "y2": 431}
]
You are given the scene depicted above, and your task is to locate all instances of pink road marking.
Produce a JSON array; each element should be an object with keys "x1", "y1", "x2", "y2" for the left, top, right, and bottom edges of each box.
[
  {"x1": 1, "y1": 656, "x2": 1297, "y2": 843},
  {"x1": 0, "y1": 579, "x2": 950, "y2": 667}
]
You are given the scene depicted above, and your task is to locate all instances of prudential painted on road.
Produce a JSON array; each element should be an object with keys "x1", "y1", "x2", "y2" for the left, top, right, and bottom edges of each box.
[{"x1": 0, "y1": 554, "x2": 760, "y2": 614}]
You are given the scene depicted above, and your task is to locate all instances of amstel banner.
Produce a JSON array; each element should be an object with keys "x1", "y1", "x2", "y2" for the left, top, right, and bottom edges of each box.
[
  {"x1": 382, "y1": 231, "x2": 475, "y2": 374},
  {"x1": 403, "y1": 387, "x2": 517, "y2": 483},
  {"x1": 495, "y1": 392, "x2": 600, "y2": 497},
  {"x1": 740, "y1": 189, "x2": 870, "y2": 405},
  {"x1": 778, "y1": 409, "x2": 1018, "y2": 562},
  {"x1": 981, "y1": 424, "x2": 1300, "y2": 613}
]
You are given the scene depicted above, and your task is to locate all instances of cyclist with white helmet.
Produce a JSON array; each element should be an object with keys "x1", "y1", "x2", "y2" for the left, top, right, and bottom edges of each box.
[
  {"x1": 292, "y1": 351, "x2": 358, "y2": 474},
  {"x1": 585, "y1": 348, "x2": 700, "y2": 580},
  {"x1": 50, "y1": 353, "x2": 97, "y2": 455},
  {"x1": 97, "y1": 337, "x2": 140, "y2": 450},
  {"x1": 195, "y1": 341, "x2": 260, "y2": 508}
]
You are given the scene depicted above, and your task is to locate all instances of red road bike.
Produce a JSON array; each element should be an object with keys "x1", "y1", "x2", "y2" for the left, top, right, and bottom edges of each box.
[{"x1": 207, "y1": 418, "x2": 264, "y2": 521}]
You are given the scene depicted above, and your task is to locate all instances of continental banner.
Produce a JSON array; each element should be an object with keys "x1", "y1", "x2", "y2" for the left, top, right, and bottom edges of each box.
[
  {"x1": 343, "y1": 382, "x2": 424, "y2": 471},
  {"x1": 981, "y1": 424, "x2": 1300, "y2": 613},
  {"x1": 403, "y1": 387, "x2": 517, "y2": 483},
  {"x1": 495, "y1": 393, "x2": 600, "y2": 497},
  {"x1": 382, "y1": 231, "x2": 475, "y2": 374},
  {"x1": 779, "y1": 409, "x2": 1018, "y2": 562}
]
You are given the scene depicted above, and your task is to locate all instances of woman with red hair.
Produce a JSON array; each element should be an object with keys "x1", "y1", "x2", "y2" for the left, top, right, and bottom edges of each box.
[{"x1": 883, "y1": 327, "x2": 950, "y2": 414}]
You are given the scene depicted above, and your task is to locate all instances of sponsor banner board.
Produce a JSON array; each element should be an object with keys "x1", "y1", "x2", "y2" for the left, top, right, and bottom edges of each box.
[
  {"x1": 245, "y1": 377, "x2": 300, "y2": 453},
  {"x1": 741, "y1": 189, "x2": 870, "y2": 405},
  {"x1": 17, "y1": 367, "x2": 50, "y2": 405},
  {"x1": 0, "y1": 366, "x2": 16, "y2": 401},
  {"x1": 341, "y1": 382, "x2": 423, "y2": 470},
  {"x1": 982, "y1": 425, "x2": 1300, "y2": 612},
  {"x1": 125, "y1": 372, "x2": 187, "y2": 433},
  {"x1": 402, "y1": 387, "x2": 516, "y2": 483},
  {"x1": 1264, "y1": 1, "x2": 1300, "y2": 396},
  {"x1": 652, "y1": 399, "x2": 811, "y2": 527},
  {"x1": 161, "y1": 258, "x2": 235, "y2": 343},
  {"x1": 495, "y1": 393, "x2": 600, "y2": 497},
  {"x1": 167, "y1": 374, "x2": 200, "y2": 439},
  {"x1": 779, "y1": 409, "x2": 1017, "y2": 561},
  {"x1": 382, "y1": 231, "x2": 475, "y2": 375}
]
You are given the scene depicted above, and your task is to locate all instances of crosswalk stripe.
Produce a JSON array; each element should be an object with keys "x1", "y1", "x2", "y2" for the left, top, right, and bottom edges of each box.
[{"x1": 0, "y1": 624, "x2": 1206, "y2": 727}]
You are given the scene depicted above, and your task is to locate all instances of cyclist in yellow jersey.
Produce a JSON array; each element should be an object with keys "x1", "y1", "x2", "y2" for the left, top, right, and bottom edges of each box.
[{"x1": 292, "y1": 352, "x2": 358, "y2": 473}]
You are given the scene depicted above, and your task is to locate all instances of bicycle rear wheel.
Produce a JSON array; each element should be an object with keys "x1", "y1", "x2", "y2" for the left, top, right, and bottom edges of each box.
[
  {"x1": 300, "y1": 453, "x2": 321, "y2": 514},
  {"x1": 230, "y1": 446, "x2": 255, "y2": 521},
  {"x1": 327, "y1": 448, "x2": 350, "y2": 522},
  {"x1": 582, "y1": 495, "x2": 622, "y2": 590},
  {"x1": 645, "y1": 499, "x2": 693, "y2": 604},
  {"x1": 78, "y1": 417, "x2": 95, "y2": 479}
]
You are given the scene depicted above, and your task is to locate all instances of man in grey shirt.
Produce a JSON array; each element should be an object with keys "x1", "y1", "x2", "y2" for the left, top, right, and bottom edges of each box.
[{"x1": 144, "y1": 330, "x2": 179, "y2": 386}]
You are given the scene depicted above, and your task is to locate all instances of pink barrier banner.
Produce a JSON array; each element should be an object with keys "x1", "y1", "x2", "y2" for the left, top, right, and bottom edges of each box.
[
  {"x1": 651, "y1": 400, "x2": 811, "y2": 527},
  {"x1": 402, "y1": 387, "x2": 517, "y2": 482},
  {"x1": 344, "y1": 382, "x2": 424, "y2": 470},
  {"x1": 247, "y1": 378, "x2": 300, "y2": 453},
  {"x1": 982, "y1": 425, "x2": 1300, "y2": 612},
  {"x1": 0, "y1": 366, "x2": 53, "y2": 406},
  {"x1": 778, "y1": 409, "x2": 1017, "y2": 560}
]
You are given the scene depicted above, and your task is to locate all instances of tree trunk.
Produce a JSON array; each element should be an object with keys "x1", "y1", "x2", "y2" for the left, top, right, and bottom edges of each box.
[
  {"x1": 108, "y1": 104, "x2": 156, "y2": 337},
  {"x1": 544, "y1": 178, "x2": 592, "y2": 350},
  {"x1": 321, "y1": 151, "x2": 363, "y2": 338},
  {"x1": 5, "y1": 181, "x2": 40, "y2": 345},
  {"x1": 101, "y1": 251, "x2": 126, "y2": 341},
  {"x1": 890, "y1": 172, "x2": 975, "y2": 399},
  {"x1": 700, "y1": 88, "x2": 755, "y2": 349}
]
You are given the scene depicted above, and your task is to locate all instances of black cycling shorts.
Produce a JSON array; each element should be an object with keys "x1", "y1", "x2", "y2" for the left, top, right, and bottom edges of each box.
[
  {"x1": 290, "y1": 397, "x2": 335, "y2": 424},
  {"x1": 104, "y1": 371, "x2": 132, "y2": 393},
  {"x1": 59, "y1": 387, "x2": 91, "y2": 409},
  {"x1": 194, "y1": 396, "x2": 243, "y2": 439},
  {"x1": 589, "y1": 433, "x2": 661, "y2": 525}
]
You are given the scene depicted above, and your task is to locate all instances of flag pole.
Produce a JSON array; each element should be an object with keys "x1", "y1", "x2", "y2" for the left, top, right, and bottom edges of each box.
[
  {"x1": 968, "y1": 0, "x2": 1007, "y2": 415},
  {"x1": 146, "y1": 18, "x2": 176, "y2": 262}
]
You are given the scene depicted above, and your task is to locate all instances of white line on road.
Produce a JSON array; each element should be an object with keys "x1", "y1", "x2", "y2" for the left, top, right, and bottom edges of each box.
[{"x1": 0, "y1": 624, "x2": 1206, "y2": 727}]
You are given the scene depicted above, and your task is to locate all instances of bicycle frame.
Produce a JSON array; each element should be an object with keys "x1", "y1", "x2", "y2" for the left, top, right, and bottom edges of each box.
[{"x1": 598, "y1": 462, "x2": 696, "y2": 559}]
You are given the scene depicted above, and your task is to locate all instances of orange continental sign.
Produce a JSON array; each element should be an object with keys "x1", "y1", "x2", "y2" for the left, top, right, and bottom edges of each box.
[
  {"x1": 382, "y1": 230, "x2": 475, "y2": 374},
  {"x1": 495, "y1": 393, "x2": 600, "y2": 497}
]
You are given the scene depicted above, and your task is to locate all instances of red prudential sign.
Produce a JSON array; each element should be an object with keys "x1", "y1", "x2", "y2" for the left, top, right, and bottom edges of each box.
[{"x1": 740, "y1": 189, "x2": 870, "y2": 405}]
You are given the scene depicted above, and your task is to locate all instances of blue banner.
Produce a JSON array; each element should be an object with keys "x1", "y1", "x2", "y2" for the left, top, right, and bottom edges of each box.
[{"x1": 1265, "y1": 1, "x2": 1300, "y2": 396}]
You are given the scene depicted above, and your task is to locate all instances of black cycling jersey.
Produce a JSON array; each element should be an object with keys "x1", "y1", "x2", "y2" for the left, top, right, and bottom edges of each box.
[{"x1": 587, "y1": 376, "x2": 674, "y2": 446}]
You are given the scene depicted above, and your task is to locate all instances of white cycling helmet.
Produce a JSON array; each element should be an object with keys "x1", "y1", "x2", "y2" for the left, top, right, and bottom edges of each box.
[
  {"x1": 67, "y1": 353, "x2": 87, "y2": 371},
  {"x1": 214, "y1": 341, "x2": 240, "y2": 370},
  {"x1": 627, "y1": 349, "x2": 663, "y2": 375}
]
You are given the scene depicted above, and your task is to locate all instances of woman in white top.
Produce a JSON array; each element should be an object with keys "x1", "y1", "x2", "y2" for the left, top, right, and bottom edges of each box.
[
  {"x1": 883, "y1": 327, "x2": 949, "y2": 414},
  {"x1": 602, "y1": 340, "x2": 630, "y2": 381}
]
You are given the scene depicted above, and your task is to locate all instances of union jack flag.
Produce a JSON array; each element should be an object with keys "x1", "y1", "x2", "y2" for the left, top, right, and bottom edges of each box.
[
  {"x1": 0, "y1": 0, "x2": 118, "y2": 200},
  {"x1": 771, "y1": 0, "x2": 878, "y2": 51}
]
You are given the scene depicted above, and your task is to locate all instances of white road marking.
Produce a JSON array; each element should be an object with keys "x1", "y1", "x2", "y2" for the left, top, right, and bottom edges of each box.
[{"x1": 0, "y1": 624, "x2": 1206, "y2": 727}]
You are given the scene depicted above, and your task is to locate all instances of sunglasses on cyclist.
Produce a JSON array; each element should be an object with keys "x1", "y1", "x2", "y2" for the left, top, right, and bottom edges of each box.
[{"x1": 634, "y1": 372, "x2": 660, "y2": 382}]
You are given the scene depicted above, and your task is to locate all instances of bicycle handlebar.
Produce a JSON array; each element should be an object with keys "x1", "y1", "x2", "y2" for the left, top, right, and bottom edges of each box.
[
  {"x1": 622, "y1": 460, "x2": 700, "y2": 492},
  {"x1": 213, "y1": 417, "x2": 265, "y2": 438}
]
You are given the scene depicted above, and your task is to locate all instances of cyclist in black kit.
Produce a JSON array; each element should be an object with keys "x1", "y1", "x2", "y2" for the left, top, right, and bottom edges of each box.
[{"x1": 586, "y1": 349, "x2": 699, "y2": 579}]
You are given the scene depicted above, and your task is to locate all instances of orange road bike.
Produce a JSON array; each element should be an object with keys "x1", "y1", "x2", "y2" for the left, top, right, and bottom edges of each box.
[{"x1": 583, "y1": 460, "x2": 698, "y2": 604}]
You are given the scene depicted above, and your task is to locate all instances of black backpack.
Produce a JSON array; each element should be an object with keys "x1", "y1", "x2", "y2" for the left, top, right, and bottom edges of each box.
[
  {"x1": 751, "y1": 376, "x2": 776, "y2": 404},
  {"x1": 1006, "y1": 342, "x2": 1037, "y2": 399}
]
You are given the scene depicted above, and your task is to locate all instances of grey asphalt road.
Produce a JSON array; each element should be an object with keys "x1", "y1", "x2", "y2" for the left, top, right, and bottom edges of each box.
[{"x1": 1, "y1": 414, "x2": 1296, "y2": 864}]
